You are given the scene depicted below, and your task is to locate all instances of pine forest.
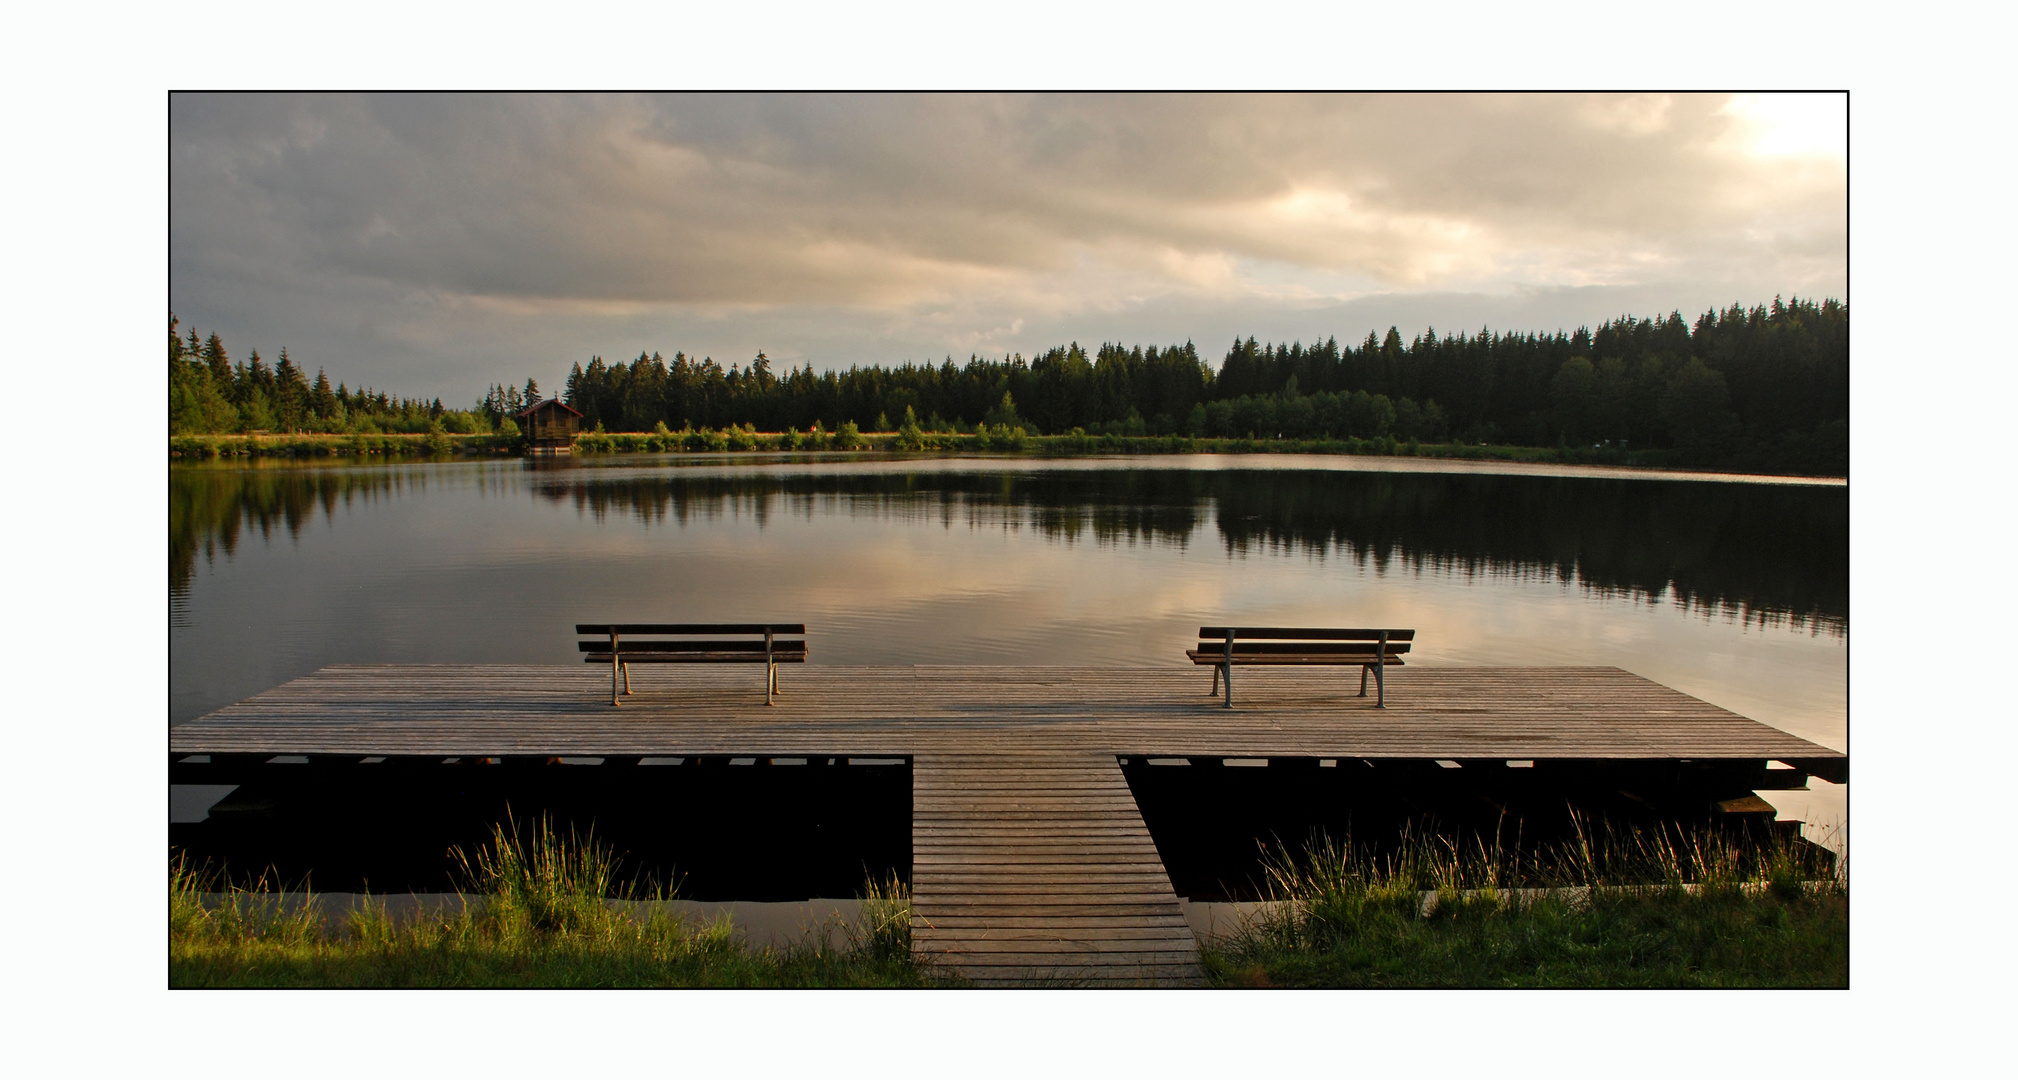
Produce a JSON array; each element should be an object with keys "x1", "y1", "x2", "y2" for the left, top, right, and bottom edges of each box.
[{"x1": 168, "y1": 296, "x2": 1847, "y2": 475}]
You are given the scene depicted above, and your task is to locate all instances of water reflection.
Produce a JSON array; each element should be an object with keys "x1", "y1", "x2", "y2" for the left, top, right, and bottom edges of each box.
[
  {"x1": 173, "y1": 462, "x2": 1843, "y2": 635},
  {"x1": 532, "y1": 470, "x2": 1207, "y2": 555},
  {"x1": 170, "y1": 466, "x2": 416, "y2": 616},
  {"x1": 169, "y1": 457, "x2": 1847, "y2": 748},
  {"x1": 508, "y1": 467, "x2": 1842, "y2": 635}
]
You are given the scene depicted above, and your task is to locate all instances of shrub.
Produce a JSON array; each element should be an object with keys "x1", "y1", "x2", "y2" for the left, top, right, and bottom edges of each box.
[{"x1": 895, "y1": 408, "x2": 926, "y2": 451}]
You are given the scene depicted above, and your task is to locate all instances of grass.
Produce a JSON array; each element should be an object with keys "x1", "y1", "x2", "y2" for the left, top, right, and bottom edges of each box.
[
  {"x1": 170, "y1": 432, "x2": 517, "y2": 459},
  {"x1": 170, "y1": 814, "x2": 957, "y2": 988},
  {"x1": 1202, "y1": 817, "x2": 1847, "y2": 988},
  {"x1": 171, "y1": 812, "x2": 1847, "y2": 989}
]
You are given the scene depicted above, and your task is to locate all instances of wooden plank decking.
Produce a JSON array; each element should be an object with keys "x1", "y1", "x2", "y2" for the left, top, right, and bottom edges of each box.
[
  {"x1": 170, "y1": 665, "x2": 1843, "y2": 987},
  {"x1": 169, "y1": 665, "x2": 1840, "y2": 761},
  {"x1": 911, "y1": 751, "x2": 1201, "y2": 987}
]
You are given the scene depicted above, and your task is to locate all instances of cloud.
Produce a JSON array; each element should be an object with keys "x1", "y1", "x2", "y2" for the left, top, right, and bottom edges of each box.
[{"x1": 170, "y1": 93, "x2": 1846, "y2": 396}]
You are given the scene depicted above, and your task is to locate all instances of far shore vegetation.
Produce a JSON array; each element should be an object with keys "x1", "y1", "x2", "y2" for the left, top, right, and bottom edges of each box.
[
  {"x1": 169, "y1": 296, "x2": 1847, "y2": 477},
  {"x1": 171, "y1": 814, "x2": 1845, "y2": 989},
  {"x1": 169, "y1": 426, "x2": 1704, "y2": 473}
]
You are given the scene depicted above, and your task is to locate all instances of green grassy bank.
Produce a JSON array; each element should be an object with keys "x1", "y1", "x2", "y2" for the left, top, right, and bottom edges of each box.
[
  {"x1": 174, "y1": 815, "x2": 1845, "y2": 989},
  {"x1": 171, "y1": 818, "x2": 952, "y2": 989},
  {"x1": 170, "y1": 431, "x2": 519, "y2": 459},
  {"x1": 1204, "y1": 887, "x2": 1848, "y2": 989},
  {"x1": 1200, "y1": 824, "x2": 1847, "y2": 989}
]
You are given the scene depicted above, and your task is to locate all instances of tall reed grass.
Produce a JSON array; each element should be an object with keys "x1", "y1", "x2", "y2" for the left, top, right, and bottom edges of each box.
[
  {"x1": 170, "y1": 814, "x2": 948, "y2": 988},
  {"x1": 855, "y1": 869, "x2": 913, "y2": 960}
]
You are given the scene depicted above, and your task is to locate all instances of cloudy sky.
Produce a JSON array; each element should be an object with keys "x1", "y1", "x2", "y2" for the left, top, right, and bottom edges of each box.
[{"x1": 170, "y1": 92, "x2": 1845, "y2": 403}]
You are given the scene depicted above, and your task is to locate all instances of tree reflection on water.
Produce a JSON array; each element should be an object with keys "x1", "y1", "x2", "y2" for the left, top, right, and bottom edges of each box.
[{"x1": 173, "y1": 460, "x2": 1843, "y2": 637}]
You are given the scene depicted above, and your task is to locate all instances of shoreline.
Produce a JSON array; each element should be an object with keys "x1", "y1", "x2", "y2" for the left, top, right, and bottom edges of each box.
[{"x1": 168, "y1": 430, "x2": 1847, "y2": 484}]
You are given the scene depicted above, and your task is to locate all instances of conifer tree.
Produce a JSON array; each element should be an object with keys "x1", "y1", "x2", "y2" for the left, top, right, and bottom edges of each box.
[
  {"x1": 201, "y1": 332, "x2": 230, "y2": 385},
  {"x1": 311, "y1": 369, "x2": 336, "y2": 420}
]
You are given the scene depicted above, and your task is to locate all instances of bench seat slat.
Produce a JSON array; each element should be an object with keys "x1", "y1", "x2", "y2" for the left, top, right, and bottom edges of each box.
[
  {"x1": 575, "y1": 623, "x2": 806, "y2": 635},
  {"x1": 1187, "y1": 651, "x2": 1406, "y2": 666},
  {"x1": 1197, "y1": 627, "x2": 1414, "y2": 641},
  {"x1": 1189, "y1": 642, "x2": 1410, "y2": 657},
  {"x1": 579, "y1": 640, "x2": 806, "y2": 654}
]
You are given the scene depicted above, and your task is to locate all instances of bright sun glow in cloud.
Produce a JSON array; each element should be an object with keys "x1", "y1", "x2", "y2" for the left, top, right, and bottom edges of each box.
[{"x1": 1723, "y1": 93, "x2": 1848, "y2": 159}]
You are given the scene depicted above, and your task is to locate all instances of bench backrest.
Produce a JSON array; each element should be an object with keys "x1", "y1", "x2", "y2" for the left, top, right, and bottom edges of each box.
[
  {"x1": 1198, "y1": 627, "x2": 1413, "y2": 642},
  {"x1": 577, "y1": 624, "x2": 807, "y2": 657},
  {"x1": 1196, "y1": 627, "x2": 1413, "y2": 658},
  {"x1": 577, "y1": 624, "x2": 806, "y2": 636}
]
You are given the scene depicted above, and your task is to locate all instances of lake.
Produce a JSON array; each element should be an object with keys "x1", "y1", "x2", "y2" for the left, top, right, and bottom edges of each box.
[{"x1": 169, "y1": 452, "x2": 1848, "y2": 882}]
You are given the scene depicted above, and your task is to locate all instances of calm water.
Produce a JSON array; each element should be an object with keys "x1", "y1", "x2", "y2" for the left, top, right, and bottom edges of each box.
[{"x1": 170, "y1": 453, "x2": 1848, "y2": 845}]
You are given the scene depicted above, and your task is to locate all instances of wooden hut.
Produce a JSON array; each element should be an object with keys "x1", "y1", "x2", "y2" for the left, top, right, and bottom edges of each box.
[{"x1": 519, "y1": 398, "x2": 584, "y2": 452}]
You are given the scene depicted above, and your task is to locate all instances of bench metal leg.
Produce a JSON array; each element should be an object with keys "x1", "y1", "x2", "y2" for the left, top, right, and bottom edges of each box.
[
  {"x1": 765, "y1": 630, "x2": 776, "y2": 705},
  {"x1": 1359, "y1": 666, "x2": 1369, "y2": 697},
  {"x1": 1209, "y1": 666, "x2": 1220, "y2": 696},
  {"x1": 1373, "y1": 631, "x2": 1388, "y2": 708},
  {"x1": 609, "y1": 631, "x2": 623, "y2": 706},
  {"x1": 1222, "y1": 633, "x2": 1235, "y2": 709}
]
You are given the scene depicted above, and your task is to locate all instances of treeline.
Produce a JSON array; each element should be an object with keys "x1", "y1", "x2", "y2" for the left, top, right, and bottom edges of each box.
[
  {"x1": 168, "y1": 315, "x2": 497, "y2": 436},
  {"x1": 558, "y1": 296, "x2": 1844, "y2": 473},
  {"x1": 167, "y1": 296, "x2": 1847, "y2": 474}
]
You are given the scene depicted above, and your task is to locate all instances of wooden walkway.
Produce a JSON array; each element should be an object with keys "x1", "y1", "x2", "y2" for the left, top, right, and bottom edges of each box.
[
  {"x1": 912, "y1": 752, "x2": 1201, "y2": 987},
  {"x1": 170, "y1": 665, "x2": 1844, "y2": 986}
]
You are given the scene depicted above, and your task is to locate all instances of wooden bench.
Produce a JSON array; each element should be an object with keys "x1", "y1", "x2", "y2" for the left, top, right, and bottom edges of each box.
[
  {"x1": 1187, "y1": 627, "x2": 1414, "y2": 709},
  {"x1": 576, "y1": 624, "x2": 807, "y2": 706}
]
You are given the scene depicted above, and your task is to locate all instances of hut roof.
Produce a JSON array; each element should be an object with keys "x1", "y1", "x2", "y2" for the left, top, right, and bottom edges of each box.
[{"x1": 518, "y1": 398, "x2": 583, "y2": 418}]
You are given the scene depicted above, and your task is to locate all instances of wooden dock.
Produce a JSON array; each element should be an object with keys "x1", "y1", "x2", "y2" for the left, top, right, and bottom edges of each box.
[
  {"x1": 169, "y1": 665, "x2": 1844, "y2": 986},
  {"x1": 912, "y1": 752, "x2": 1202, "y2": 986}
]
